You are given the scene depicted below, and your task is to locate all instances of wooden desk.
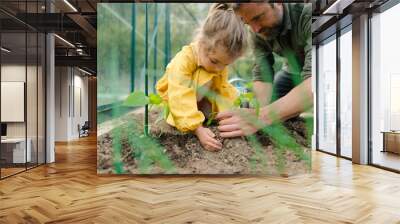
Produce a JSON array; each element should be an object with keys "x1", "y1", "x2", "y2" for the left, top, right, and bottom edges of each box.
[
  {"x1": 382, "y1": 131, "x2": 400, "y2": 154},
  {"x1": 1, "y1": 138, "x2": 32, "y2": 164}
]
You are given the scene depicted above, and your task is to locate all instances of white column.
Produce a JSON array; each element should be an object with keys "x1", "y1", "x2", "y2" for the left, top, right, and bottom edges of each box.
[
  {"x1": 352, "y1": 14, "x2": 369, "y2": 164},
  {"x1": 45, "y1": 1, "x2": 56, "y2": 163},
  {"x1": 46, "y1": 33, "x2": 55, "y2": 163}
]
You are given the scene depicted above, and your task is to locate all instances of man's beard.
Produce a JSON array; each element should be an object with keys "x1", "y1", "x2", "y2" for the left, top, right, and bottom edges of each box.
[{"x1": 258, "y1": 26, "x2": 282, "y2": 41}]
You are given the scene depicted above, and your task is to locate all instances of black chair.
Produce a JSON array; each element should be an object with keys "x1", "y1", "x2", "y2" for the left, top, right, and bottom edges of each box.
[{"x1": 78, "y1": 121, "x2": 90, "y2": 138}]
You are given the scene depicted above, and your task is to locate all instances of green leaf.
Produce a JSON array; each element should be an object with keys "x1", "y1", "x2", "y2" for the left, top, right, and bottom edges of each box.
[
  {"x1": 123, "y1": 91, "x2": 149, "y2": 107},
  {"x1": 149, "y1": 93, "x2": 163, "y2": 105},
  {"x1": 243, "y1": 92, "x2": 254, "y2": 100},
  {"x1": 206, "y1": 112, "x2": 217, "y2": 126},
  {"x1": 245, "y1": 82, "x2": 253, "y2": 90},
  {"x1": 233, "y1": 97, "x2": 242, "y2": 107}
]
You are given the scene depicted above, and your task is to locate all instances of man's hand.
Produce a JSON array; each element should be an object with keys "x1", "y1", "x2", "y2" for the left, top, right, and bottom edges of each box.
[
  {"x1": 194, "y1": 126, "x2": 222, "y2": 151},
  {"x1": 216, "y1": 108, "x2": 271, "y2": 138},
  {"x1": 216, "y1": 78, "x2": 313, "y2": 138}
]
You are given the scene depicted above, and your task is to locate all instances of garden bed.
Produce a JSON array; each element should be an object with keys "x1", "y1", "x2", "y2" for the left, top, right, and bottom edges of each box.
[{"x1": 97, "y1": 109, "x2": 311, "y2": 176}]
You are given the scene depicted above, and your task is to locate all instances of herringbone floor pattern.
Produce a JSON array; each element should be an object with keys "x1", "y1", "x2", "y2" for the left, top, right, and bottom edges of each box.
[{"x1": 1, "y1": 135, "x2": 400, "y2": 224}]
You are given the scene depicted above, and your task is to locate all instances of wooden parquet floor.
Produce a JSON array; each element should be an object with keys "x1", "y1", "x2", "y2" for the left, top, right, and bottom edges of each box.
[{"x1": 1, "y1": 135, "x2": 400, "y2": 224}]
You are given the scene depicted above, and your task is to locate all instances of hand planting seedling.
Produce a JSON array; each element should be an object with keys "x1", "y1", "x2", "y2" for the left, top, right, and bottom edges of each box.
[
  {"x1": 123, "y1": 90, "x2": 226, "y2": 152},
  {"x1": 234, "y1": 91, "x2": 261, "y2": 117}
]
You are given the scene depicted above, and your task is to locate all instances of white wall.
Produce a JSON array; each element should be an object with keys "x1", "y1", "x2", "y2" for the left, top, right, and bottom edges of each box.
[
  {"x1": 1, "y1": 65, "x2": 26, "y2": 128},
  {"x1": 1, "y1": 63, "x2": 46, "y2": 164},
  {"x1": 55, "y1": 67, "x2": 69, "y2": 141},
  {"x1": 55, "y1": 67, "x2": 89, "y2": 141},
  {"x1": 1, "y1": 65, "x2": 42, "y2": 137},
  {"x1": 74, "y1": 73, "x2": 89, "y2": 126},
  {"x1": 1, "y1": 82, "x2": 25, "y2": 122},
  {"x1": 1, "y1": 65, "x2": 26, "y2": 139}
]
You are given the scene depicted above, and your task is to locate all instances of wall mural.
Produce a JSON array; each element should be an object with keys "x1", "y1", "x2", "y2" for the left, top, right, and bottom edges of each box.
[{"x1": 97, "y1": 3, "x2": 313, "y2": 175}]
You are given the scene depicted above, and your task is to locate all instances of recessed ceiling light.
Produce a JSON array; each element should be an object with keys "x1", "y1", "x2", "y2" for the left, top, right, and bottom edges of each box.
[
  {"x1": 78, "y1": 67, "x2": 93, "y2": 76},
  {"x1": 63, "y1": 0, "x2": 78, "y2": 12},
  {"x1": 1, "y1": 47, "x2": 11, "y2": 53},
  {"x1": 54, "y1": 34, "x2": 75, "y2": 48}
]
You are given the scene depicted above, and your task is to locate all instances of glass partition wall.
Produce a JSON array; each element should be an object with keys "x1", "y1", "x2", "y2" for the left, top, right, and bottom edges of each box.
[
  {"x1": 0, "y1": 2, "x2": 46, "y2": 179},
  {"x1": 339, "y1": 27, "x2": 352, "y2": 159},
  {"x1": 316, "y1": 0, "x2": 400, "y2": 172},
  {"x1": 370, "y1": 3, "x2": 400, "y2": 172},
  {"x1": 316, "y1": 26, "x2": 353, "y2": 159},
  {"x1": 317, "y1": 35, "x2": 337, "y2": 155}
]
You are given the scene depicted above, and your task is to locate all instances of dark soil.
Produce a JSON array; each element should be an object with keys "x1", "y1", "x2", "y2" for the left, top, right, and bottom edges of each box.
[{"x1": 97, "y1": 109, "x2": 311, "y2": 176}]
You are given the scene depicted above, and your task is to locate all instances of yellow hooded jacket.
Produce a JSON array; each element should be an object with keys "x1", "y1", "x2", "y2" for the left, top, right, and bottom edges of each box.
[{"x1": 156, "y1": 42, "x2": 238, "y2": 132}]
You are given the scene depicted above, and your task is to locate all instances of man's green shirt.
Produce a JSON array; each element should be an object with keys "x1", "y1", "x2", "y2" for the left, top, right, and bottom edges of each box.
[{"x1": 252, "y1": 3, "x2": 312, "y2": 83}]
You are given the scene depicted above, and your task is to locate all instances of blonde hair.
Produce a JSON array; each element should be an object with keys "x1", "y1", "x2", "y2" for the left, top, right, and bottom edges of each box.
[{"x1": 195, "y1": 3, "x2": 248, "y2": 58}]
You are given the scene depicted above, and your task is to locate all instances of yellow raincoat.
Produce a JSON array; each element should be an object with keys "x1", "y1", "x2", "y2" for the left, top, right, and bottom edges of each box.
[{"x1": 156, "y1": 42, "x2": 238, "y2": 132}]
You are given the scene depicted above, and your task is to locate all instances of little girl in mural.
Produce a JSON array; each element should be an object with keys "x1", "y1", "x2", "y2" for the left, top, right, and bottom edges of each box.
[{"x1": 156, "y1": 3, "x2": 248, "y2": 151}]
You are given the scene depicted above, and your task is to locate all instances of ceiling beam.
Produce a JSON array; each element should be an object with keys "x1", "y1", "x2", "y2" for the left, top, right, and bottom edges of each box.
[
  {"x1": 322, "y1": 0, "x2": 356, "y2": 15},
  {"x1": 67, "y1": 13, "x2": 97, "y2": 46},
  {"x1": 13, "y1": 13, "x2": 81, "y2": 32},
  {"x1": 55, "y1": 55, "x2": 96, "y2": 71},
  {"x1": 312, "y1": 15, "x2": 335, "y2": 33}
]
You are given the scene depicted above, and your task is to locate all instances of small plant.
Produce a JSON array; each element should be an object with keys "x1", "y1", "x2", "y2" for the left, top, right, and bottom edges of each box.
[
  {"x1": 123, "y1": 85, "x2": 261, "y2": 128},
  {"x1": 123, "y1": 91, "x2": 169, "y2": 122},
  {"x1": 234, "y1": 91, "x2": 261, "y2": 117},
  {"x1": 196, "y1": 82, "x2": 261, "y2": 126},
  {"x1": 205, "y1": 112, "x2": 218, "y2": 126}
]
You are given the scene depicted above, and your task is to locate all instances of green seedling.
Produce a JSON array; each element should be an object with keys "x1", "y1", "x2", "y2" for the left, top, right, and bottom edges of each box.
[
  {"x1": 123, "y1": 91, "x2": 150, "y2": 107},
  {"x1": 206, "y1": 112, "x2": 218, "y2": 126},
  {"x1": 234, "y1": 91, "x2": 261, "y2": 117},
  {"x1": 124, "y1": 91, "x2": 163, "y2": 107},
  {"x1": 124, "y1": 91, "x2": 169, "y2": 123}
]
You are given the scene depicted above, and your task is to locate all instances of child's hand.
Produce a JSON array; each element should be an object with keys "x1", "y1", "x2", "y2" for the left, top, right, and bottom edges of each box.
[{"x1": 194, "y1": 126, "x2": 222, "y2": 151}]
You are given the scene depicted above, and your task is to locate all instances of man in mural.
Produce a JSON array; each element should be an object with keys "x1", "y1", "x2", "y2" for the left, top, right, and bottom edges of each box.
[{"x1": 217, "y1": 2, "x2": 313, "y2": 137}]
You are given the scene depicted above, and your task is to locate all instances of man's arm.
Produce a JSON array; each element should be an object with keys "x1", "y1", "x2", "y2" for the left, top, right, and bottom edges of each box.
[
  {"x1": 251, "y1": 32, "x2": 275, "y2": 107},
  {"x1": 261, "y1": 77, "x2": 312, "y2": 123},
  {"x1": 253, "y1": 81, "x2": 272, "y2": 107},
  {"x1": 217, "y1": 78, "x2": 313, "y2": 138}
]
